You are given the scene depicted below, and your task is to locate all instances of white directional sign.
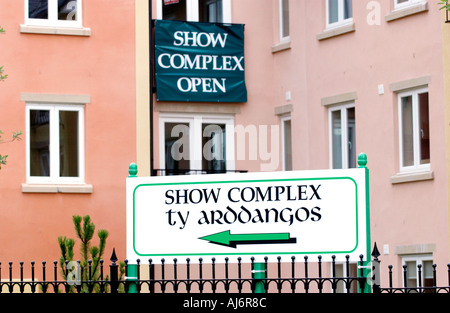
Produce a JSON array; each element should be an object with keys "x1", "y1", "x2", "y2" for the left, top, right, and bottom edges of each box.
[{"x1": 126, "y1": 167, "x2": 370, "y2": 263}]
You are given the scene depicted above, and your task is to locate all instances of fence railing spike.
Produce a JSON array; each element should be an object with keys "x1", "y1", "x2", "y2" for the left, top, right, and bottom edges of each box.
[{"x1": 371, "y1": 242, "x2": 381, "y2": 260}]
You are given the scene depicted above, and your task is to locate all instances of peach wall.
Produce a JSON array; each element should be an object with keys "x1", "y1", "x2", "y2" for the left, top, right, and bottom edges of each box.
[{"x1": 0, "y1": 0, "x2": 136, "y2": 270}]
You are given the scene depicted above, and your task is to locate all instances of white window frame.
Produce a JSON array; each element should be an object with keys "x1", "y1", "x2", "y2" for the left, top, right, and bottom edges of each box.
[
  {"x1": 25, "y1": 0, "x2": 83, "y2": 28},
  {"x1": 26, "y1": 103, "x2": 85, "y2": 184},
  {"x1": 158, "y1": 113, "x2": 235, "y2": 174},
  {"x1": 281, "y1": 115, "x2": 292, "y2": 171},
  {"x1": 394, "y1": 0, "x2": 426, "y2": 10},
  {"x1": 328, "y1": 103, "x2": 356, "y2": 169},
  {"x1": 397, "y1": 87, "x2": 430, "y2": 173},
  {"x1": 279, "y1": 0, "x2": 290, "y2": 42},
  {"x1": 325, "y1": 0, "x2": 353, "y2": 30},
  {"x1": 157, "y1": 0, "x2": 231, "y2": 23},
  {"x1": 401, "y1": 254, "x2": 434, "y2": 288}
]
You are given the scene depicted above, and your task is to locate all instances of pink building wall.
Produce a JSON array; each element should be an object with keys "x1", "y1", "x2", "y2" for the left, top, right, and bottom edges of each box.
[
  {"x1": 0, "y1": 0, "x2": 136, "y2": 266},
  {"x1": 228, "y1": 0, "x2": 449, "y2": 284}
]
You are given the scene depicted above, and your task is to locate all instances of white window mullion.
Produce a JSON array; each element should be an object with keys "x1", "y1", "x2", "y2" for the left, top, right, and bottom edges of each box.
[
  {"x1": 48, "y1": 0, "x2": 58, "y2": 24},
  {"x1": 78, "y1": 108, "x2": 85, "y2": 182},
  {"x1": 188, "y1": 0, "x2": 200, "y2": 22},
  {"x1": 25, "y1": 106, "x2": 32, "y2": 180},
  {"x1": 49, "y1": 107, "x2": 59, "y2": 181},
  {"x1": 341, "y1": 108, "x2": 349, "y2": 169}
]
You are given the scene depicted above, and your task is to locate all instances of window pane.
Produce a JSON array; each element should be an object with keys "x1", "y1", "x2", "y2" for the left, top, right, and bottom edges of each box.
[
  {"x1": 163, "y1": 0, "x2": 187, "y2": 21},
  {"x1": 344, "y1": 0, "x2": 352, "y2": 19},
  {"x1": 328, "y1": 0, "x2": 339, "y2": 24},
  {"x1": 30, "y1": 110, "x2": 50, "y2": 177},
  {"x1": 58, "y1": 0, "x2": 78, "y2": 21},
  {"x1": 165, "y1": 123, "x2": 190, "y2": 175},
  {"x1": 202, "y1": 124, "x2": 226, "y2": 173},
  {"x1": 59, "y1": 111, "x2": 79, "y2": 177},
  {"x1": 418, "y1": 92, "x2": 430, "y2": 165},
  {"x1": 29, "y1": 0, "x2": 48, "y2": 19},
  {"x1": 347, "y1": 107, "x2": 356, "y2": 168},
  {"x1": 401, "y1": 95, "x2": 414, "y2": 167},
  {"x1": 406, "y1": 260, "x2": 417, "y2": 288},
  {"x1": 199, "y1": 0, "x2": 223, "y2": 23},
  {"x1": 281, "y1": 0, "x2": 290, "y2": 38},
  {"x1": 423, "y1": 261, "x2": 434, "y2": 288},
  {"x1": 283, "y1": 119, "x2": 292, "y2": 171},
  {"x1": 332, "y1": 110, "x2": 342, "y2": 169}
]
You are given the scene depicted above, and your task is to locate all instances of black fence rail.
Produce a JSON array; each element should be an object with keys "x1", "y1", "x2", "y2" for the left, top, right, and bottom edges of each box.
[
  {"x1": 376, "y1": 263, "x2": 450, "y2": 294},
  {"x1": 124, "y1": 255, "x2": 369, "y2": 294},
  {"x1": 1, "y1": 247, "x2": 449, "y2": 294}
]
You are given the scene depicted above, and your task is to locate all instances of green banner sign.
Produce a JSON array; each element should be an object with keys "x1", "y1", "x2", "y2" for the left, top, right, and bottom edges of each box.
[{"x1": 154, "y1": 20, "x2": 247, "y2": 103}]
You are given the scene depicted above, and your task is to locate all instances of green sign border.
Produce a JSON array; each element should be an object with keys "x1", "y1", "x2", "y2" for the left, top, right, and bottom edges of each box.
[{"x1": 132, "y1": 175, "x2": 366, "y2": 259}]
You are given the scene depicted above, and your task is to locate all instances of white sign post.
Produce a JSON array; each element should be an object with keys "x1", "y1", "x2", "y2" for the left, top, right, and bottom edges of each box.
[{"x1": 126, "y1": 155, "x2": 371, "y2": 264}]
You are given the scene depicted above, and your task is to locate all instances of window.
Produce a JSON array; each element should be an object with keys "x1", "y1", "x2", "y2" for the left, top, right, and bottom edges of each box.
[
  {"x1": 280, "y1": 0, "x2": 290, "y2": 41},
  {"x1": 329, "y1": 104, "x2": 356, "y2": 169},
  {"x1": 398, "y1": 88, "x2": 430, "y2": 172},
  {"x1": 326, "y1": 0, "x2": 353, "y2": 29},
  {"x1": 25, "y1": 0, "x2": 82, "y2": 28},
  {"x1": 159, "y1": 114, "x2": 235, "y2": 175},
  {"x1": 281, "y1": 116, "x2": 292, "y2": 171},
  {"x1": 402, "y1": 255, "x2": 434, "y2": 290},
  {"x1": 158, "y1": 0, "x2": 231, "y2": 23},
  {"x1": 199, "y1": 0, "x2": 223, "y2": 23},
  {"x1": 394, "y1": 0, "x2": 425, "y2": 10},
  {"x1": 26, "y1": 104, "x2": 84, "y2": 184}
]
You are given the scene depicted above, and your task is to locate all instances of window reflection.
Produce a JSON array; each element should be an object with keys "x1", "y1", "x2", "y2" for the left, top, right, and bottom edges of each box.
[
  {"x1": 59, "y1": 111, "x2": 79, "y2": 177},
  {"x1": 30, "y1": 110, "x2": 50, "y2": 177},
  {"x1": 58, "y1": 0, "x2": 78, "y2": 21},
  {"x1": 29, "y1": 0, "x2": 48, "y2": 19}
]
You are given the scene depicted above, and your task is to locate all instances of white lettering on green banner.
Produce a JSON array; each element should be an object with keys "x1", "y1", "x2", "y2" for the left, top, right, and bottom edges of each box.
[{"x1": 155, "y1": 20, "x2": 247, "y2": 103}]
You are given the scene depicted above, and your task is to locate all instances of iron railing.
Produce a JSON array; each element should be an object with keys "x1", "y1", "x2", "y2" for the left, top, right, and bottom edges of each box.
[{"x1": 1, "y1": 248, "x2": 449, "y2": 294}]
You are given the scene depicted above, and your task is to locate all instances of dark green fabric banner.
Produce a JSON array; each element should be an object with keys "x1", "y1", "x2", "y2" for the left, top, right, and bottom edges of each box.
[{"x1": 155, "y1": 20, "x2": 247, "y2": 103}]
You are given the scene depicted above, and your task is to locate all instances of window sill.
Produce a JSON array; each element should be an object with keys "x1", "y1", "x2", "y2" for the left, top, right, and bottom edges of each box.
[
  {"x1": 271, "y1": 40, "x2": 291, "y2": 53},
  {"x1": 22, "y1": 183, "x2": 93, "y2": 194},
  {"x1": 20, "y1": 24, "x2": 91, "y2": 36},
  {"x1": 317, "y1": 22, "x2": 355, "y2": 41},
  {"x1": 385, "y1": 2, "x2": 428, "y2": 22},
  {"x1": 390, "y1": 170, "x2": 434, "y2": 184}
]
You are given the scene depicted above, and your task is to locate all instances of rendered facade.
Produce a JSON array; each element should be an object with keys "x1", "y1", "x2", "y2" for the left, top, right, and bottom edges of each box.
[
  {"x1": 0, "y1": 0, "x2": 449, "y2": 289},
  {"x1": 0, "y1": 0, "x2": 136, "y2": 265}
]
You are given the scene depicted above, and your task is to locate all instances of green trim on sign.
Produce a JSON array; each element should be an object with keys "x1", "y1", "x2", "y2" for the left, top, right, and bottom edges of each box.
[{"x1": 132, "y1": 175, "x2": 363, "y2": 258}]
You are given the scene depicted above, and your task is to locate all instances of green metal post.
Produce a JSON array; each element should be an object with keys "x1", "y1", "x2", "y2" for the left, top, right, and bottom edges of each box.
[
  {"x1": 253, "y1": 263, "x2": 266, "y2": 293},
  {"x1": 358, "y1": 153, "x2": 372, "y2": 293},
  {"x1": 127, "y1": 264, "x2": 139, "y2": 293}
]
